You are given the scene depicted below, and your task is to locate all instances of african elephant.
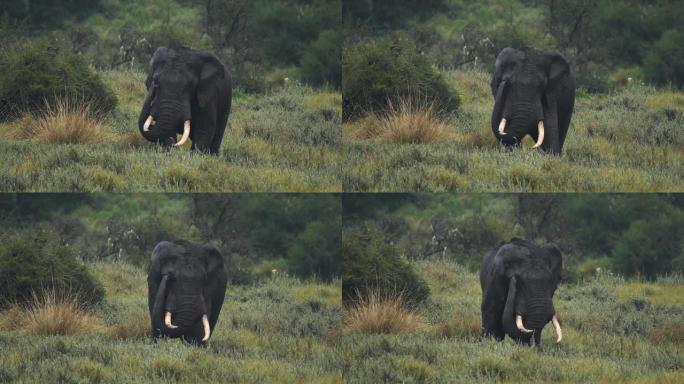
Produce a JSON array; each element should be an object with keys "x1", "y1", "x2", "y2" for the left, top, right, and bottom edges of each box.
[
  {"x1": 480, "y1": 238, "x2": 563, "y2": 347},
  {"x1": 147, "y1": 240, "x2": 227, "y2": 345},
  {"x1": 138, "y1": 47, "x2": 232, "y2": 154},
  {"x1": 491, "y1": 47, "x2": 575, "y2": 154}
]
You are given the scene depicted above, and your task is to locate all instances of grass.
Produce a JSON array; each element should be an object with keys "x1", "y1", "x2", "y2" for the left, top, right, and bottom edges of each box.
[
  {"x1": 353, "y1": 98, "x2": 449, "y2": 144},
  {"x1": 0, "y1": 291, "x2": 103, "y2": 336},
  {"x1": 10, "y1": 98, "x2": 113, "y2": 144},
  {"x1": 340, "y1": 259, "x2": 684, "y2": 383},
  {"x1": 342, "y1": 68, "x2": 684, "y2": 191},
  {"x1": 343, "y1": 291, "x2": 428, "y2": 334},
  {"x1": 0, "y1": 68, "x2": 341, "y2": 192},
  {"x1": 0, "y1": 262, "x2": 342, "y2": 383}
]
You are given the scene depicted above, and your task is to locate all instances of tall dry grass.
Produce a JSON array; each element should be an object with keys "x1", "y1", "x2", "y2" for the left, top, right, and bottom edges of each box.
[
  {"x1": 0, "y1": 291, "x2": 102, "y2": 335},
  {"x1": 354, "y1": 98, "x2": 450, "y2": 144},
  {"x1": 343, "y1": 291, "x2": 428, "y2": 334},
  {"x1": 12, "y1": 97, "x2": 113, "y2": 144}
]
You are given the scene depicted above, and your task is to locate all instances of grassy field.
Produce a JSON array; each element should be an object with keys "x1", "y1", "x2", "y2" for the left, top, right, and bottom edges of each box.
[
  {"x1": 0, "y1": 262, "x2": 342, "y2": 383},
  {"x1": 342, "y1": 68, "x2": 684, "y2": 192},
  {"x1": 0, "y1": 69, "x2": 341, "y2": 192},
  {"x1": 340, "y1": 259, "x2": 684, "y2": 383}
]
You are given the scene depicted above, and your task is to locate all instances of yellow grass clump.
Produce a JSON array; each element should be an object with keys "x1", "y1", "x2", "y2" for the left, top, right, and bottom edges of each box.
[
  {"x1": 13, "y1": 98, "x2": 113, "y2": 144},
  {"x1": 343, "y1": 291, "x2": 428, "y2": 334},
  {"x1": 355, "y1": 98, "x2": 450, "y2": 144},
  {"x1": 0, "y1": 291, "x2": 102, "y2": 335}
]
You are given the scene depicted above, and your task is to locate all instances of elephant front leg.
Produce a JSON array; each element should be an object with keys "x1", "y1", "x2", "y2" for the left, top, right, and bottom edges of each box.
[{"x1": 542, "y1": 94, "x2": 561, "y2": 154}]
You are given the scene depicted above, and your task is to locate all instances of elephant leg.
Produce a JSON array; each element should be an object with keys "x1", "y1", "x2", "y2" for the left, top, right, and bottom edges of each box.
[
  {"x1": 190, "y1": 108, "x2": 217, "y2": 153},
  {"x1": 534, "y1": 328, "x2": 543, "y2": 348},
  {"x1": 541, "y1": 95, "x2": 560, "y2": 154},
  {"x1": 209, "y1": 111, "x2": 229, "y2": 155}
]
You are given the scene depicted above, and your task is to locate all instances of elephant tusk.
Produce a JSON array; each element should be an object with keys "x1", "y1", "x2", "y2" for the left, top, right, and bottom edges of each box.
[
  {"x1": 516, "y1": 315, "x2": 533, "y2": 333},
  {"x1": 175, "y1": 120, "x2": 190, "y2": 147},
  {"x1": 201, "y1": 314, "x2": 210, "y2": 342},
  {"x1": 532, "y1": 121, "x2": 545, "y2": 148},
  {"x1": 498, "y1": 118, "x2": 507, "y2": 135},
  {"x1": 143, "y1": 115, "x2": 155, "y2": 132},
  {"x1": 552, "y1": 315, "x2": 562, "y2": 343},
  {"x1": 164, "y1": 312, "x2": 178, "y2": 329}
]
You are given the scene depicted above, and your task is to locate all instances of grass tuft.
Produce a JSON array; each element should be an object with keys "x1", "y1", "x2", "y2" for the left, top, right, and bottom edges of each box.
[
  {"x1": 0, "y1": 290, "x2": 102, "y2": 335},
  {"x1": 12, "y1": 98, "x2": 113, "y2": 144},
  {"x1": 343, "y1": 291, "x2": 428, "y2": 334},
  {"x1": 354, "y1": 98, "x2": 450, "y2": 144}
]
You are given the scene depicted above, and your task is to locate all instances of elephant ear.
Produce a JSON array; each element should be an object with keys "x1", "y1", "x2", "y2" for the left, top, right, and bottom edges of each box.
[
  {"x1": 546, "y1": 53, "x2": 570, "y2": 87},
  {"x1": 541, "y1": 243, "x2": 563, "y2": 288},
  {"x1": 197, "y1": 54, "x2": 225, "y2": 109},
  {"x1": 202, "y1": 245, "x2": 227, "y2": 330}
]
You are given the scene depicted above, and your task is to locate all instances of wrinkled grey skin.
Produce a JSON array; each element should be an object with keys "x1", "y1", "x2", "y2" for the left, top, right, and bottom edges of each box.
[
  {"x1": 480, "y1": 238, "x2": 563, "y2": 347},
  {"x1": 138, "y1": 47, "x2": 232, "y2": 154},
  {"x1": 491, "y1": 47, "x2": 575, "y2": 154},
  {"x1": 147, "y1": 240, "x2": 227, "y2": 346}
]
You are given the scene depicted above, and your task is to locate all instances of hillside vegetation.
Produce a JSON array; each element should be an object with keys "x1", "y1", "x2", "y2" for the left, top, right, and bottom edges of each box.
[
  {"x1": 0, "y1": 262, "x2": 342, "y2": 383},
  {"x1": 340, "y1": 259, "x2": 684, "y2": 383},
  {"x1": 0, "y1": 68, "x2": 341, "y2": 192},
  {"x1": 342, "y1": 68, "x2": 683, "y2": 192}
]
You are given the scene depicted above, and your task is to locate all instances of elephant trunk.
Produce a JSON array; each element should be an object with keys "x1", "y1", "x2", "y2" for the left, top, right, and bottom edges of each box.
[
  {"x1": 491, "y1": 81, "x2": 507, "y2": 138},
  {"x1": 151, "y1": 274, "x2": 170, "y2": 334}
]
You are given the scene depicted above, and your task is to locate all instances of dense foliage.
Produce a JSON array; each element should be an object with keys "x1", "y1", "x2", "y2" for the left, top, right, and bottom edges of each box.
[
  {"x1": 343, "y1": 35, "x2": 459, "y2": 120},
  {"x1": 342, "y1": 222, "x2": 430, "y2": 306},
  {"x1": 0, "y1": 0, "x2": 341, "y2": 90},
  {"x1": 0, "y1": 40, "x2": 117, "y2": 119},
  {"x1": 0, "y1": 194, "x2": 341, "y2": 283},
  {"x1": 0, "y1": 230, "x2": 105, "y2": 308},
  {"x1": 344, "y1": 0, "x2": 684, "y2": 91},
  {"x1": 343, "y1": 194, "x2": 684, "y2": 280}
]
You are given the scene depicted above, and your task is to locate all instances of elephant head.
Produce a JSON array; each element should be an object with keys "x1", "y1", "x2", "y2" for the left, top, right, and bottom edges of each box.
[
  {"x1": 490, "y1": 47, "x2": 575, "y2": 154},
  {"x1": 480, "y1": 238, "x2": 563, "y2": 346},
  {"x1": 138, "y1": 47, "x2": 226, "y2": 148},
  {"x1": 147, "y1": 240, "x2": 227, "y2": 345}
]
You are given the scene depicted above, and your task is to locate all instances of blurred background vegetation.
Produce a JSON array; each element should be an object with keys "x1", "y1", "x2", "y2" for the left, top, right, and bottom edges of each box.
[
  {"x1": 0, "y1": 0, "x2": 340, "y2": 97},
  {"x1": 343, "y1": 0, "x2": 683, "y2": 94},
  {"x1": 342, "y1": 194, "x2": 684, "y2": 304},
  {"x1": 0, "y1": 193, "x2": 341, "y2": 307}
]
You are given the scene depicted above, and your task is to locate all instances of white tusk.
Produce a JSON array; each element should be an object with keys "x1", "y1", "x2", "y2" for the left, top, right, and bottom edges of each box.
[
  {"x1": 552, "y1": 315, "x2": 562, "y2": 343},
  {"x1": 498, "y1": 118, "x2": 507, "y2": 135},
  {"x1": 164, "y1": 312, "x2": 178, "y2": 329},
  {"x1": 175, "y1": 120, "x2": 190, "y2": 146},
  {"x1": 143, "y1": 115, "x2": 155, "y2": 132},
  {"x1": 532, "y1": 121, "x2": 545, "y2": 148},
  {"x1": 516, "y1": 315, "x2": 533, "y2": 333},
  {"x1": 201, "y1": 314, "x2": 210, "y2": 342}
]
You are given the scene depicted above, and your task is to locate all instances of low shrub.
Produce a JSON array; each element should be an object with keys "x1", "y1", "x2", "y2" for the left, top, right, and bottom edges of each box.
[
  {"x1": 343, "y1": 36, "x2": 459, "y2": 120},
  {"x1": 0, "y1": 40, "x2": 116, "y2": 120},
  {"x1": 342, "y1": 222, "x2": 430, "y2": 307},
  {"x1": 0, "y1": 229, "x2": 105, "y2": 308}
]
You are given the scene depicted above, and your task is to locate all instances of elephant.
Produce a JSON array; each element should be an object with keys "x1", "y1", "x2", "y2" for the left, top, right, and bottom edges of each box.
[
  {"x1": 138, "y1": 47, "x2": 232, "y2": 154},
  {"x1": 490, "y1": 47, "x2": 575, "y2": 154},
  {"x1": 147, "y1": 240, "x2": 228, "y2": 345},
  {"x1": 480, "y1": 238, "x2": 563, "y2": 347}
]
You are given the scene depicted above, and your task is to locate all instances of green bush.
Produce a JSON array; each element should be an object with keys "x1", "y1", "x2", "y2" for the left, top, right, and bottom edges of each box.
[
  {"x1": 342, "y1": 36, "x2": 459, "y2": 120},
  {"x1": 0, "y1": 40, "x2": 116, "y2": 120},
  {"x1": 342, "y1": 222, "x2": 429, "y2": 307},
  {"x1": 300, "y1": 29, "x2": 342, "y2": 88},
  {"x1": 0, "y1": 229, "x2": 105, "y2": 308}
]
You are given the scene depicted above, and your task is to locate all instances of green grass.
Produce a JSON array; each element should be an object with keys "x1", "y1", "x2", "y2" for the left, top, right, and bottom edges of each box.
[
  {"x1": 0, "y1": 262, "x2": 342, "y2": 383},
  {"x1": 340, "y1": 259, "x2": 684, "y2": 383},
  {"x1": 0, "y1": 68, "x2": 341, "y2": 192},
  {"x1": 342, "y1": 68, "x2": 684, "y2": 192}
]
